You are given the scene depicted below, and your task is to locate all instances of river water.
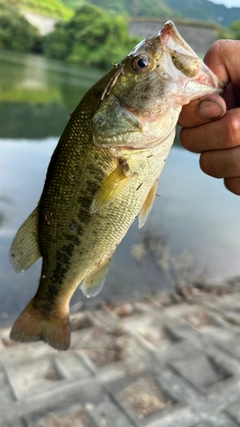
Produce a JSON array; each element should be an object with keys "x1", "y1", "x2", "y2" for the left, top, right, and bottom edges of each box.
[{"x1": 1, "y1": 50, "x2": 240, "y2": 327}]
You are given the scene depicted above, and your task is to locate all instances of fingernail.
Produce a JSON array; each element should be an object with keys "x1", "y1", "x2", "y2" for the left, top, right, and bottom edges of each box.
[{"x1": 198, "y1": 99, "x2": 224, "y2": 120}]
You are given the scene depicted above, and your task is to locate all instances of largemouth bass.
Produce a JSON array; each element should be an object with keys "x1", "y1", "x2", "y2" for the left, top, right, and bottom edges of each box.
[{"x1": 9, "y1": 21, "x2": 222, "y2": 350}]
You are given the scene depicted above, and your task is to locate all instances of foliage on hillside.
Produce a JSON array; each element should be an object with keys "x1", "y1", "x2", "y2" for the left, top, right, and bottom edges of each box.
[
  {"x1": 0, "y1": 0, "x2": 73, "y2": 20},
  {"x1": 61, "y1": 0, "x2": 83, "y2": 10},
  {"x1": 165, "y1": 0, "x2": 240, "y2": 27},
  {"x1": 63, "y1": 0, "x2": 240, "y2": 27},
  {"x1": 43, "y1": 4, "x2": 140, "y2": 69},
  {"x1": 62, "y1": 0, "x2": 182, "y2": 19},
  {"x1": 220, "y1": 20, "x2": 240, "y2": 40},
  {"x1": 0, "y1": 3, "x2": 39, "y2": 52}
]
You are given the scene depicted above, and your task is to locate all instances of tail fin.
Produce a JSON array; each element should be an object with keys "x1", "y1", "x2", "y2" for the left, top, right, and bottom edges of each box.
[{"x1": 10, "y1": 298, "x2": 70, "y2": 351}]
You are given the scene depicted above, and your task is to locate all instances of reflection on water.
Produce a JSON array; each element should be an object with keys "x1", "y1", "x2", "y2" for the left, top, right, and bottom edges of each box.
[
  {"x1": 1, "y1": 139, "x2": 240, "y2": 328},
  {"x1": 0, "y1": 50, "x2": 103, "y2": 138},
  {"x1": 0, "y1": 50, "x2": 240, "y2": 328}
]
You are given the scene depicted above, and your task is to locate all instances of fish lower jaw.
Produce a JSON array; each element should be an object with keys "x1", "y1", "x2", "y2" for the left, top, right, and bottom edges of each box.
[{"x1": 184, "y1": 80, "x2": 222, "y2": 100}]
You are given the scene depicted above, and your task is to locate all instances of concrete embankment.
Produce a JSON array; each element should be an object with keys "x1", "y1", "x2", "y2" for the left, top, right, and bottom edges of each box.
[{"x1": 1, "y1": 280, "x2": 240, "y2": 426}]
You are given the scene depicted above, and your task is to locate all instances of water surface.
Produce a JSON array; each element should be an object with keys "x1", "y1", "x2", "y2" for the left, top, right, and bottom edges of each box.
[{"x1": 1, "y1": 51, "x2": 240, "y2": 327}]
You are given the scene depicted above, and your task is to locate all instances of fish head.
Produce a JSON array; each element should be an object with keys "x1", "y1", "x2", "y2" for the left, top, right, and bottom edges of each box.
[
  {"x1": 112, "y1": 20, "x2": 223, "y2": 111},
  {"x1": 93, "y1": 21, "x2": 224, "y2": 149}
]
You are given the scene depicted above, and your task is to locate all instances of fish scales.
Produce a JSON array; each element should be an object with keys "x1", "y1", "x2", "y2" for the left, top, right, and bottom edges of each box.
[
  {"x1": 9, "y1": 21, "x2": 223, "y2": 350},
  {"x1": 39, "y1": 145, "x2": 167, "y2": 297},
  {"x1": 38, "y1": 74, "x2": 171, "y2": 302}
]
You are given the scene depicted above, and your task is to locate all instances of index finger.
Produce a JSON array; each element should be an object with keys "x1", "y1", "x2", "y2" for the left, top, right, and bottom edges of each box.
[{"x1": 204, "y1": 39, "x2": 239, "y2": 85}]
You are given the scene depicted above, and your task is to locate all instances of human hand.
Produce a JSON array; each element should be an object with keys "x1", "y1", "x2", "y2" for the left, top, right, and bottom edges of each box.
[{"x1": 179, "y1": 40, "x2": 240, "y2": 195}]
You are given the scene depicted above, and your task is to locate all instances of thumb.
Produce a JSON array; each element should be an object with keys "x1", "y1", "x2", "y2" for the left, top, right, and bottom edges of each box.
[
  {"x1": 198, "y1": 94, "x2": 226, "y2": 120},
  {"x1": 179, "y1": 94, "x2": 226, "y2": 127}
]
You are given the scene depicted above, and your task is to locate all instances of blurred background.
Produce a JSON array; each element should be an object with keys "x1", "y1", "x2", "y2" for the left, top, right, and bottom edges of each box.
[{"x1": 0, "y1": 0, "x2": 240, "y2": 329}]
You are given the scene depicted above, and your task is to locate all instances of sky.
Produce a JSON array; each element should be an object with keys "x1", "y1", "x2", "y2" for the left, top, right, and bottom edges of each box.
[{"x1": 210, "y1": 0, "x2": 240, "y2": 7}]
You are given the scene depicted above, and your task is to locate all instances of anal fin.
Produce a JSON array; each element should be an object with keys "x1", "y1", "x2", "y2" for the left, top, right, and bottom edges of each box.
[
  {"x1": 90, "y1": 165, "x2": 132, "y2": 214},
  {"x1": 9, "y1": 206, "x2": 41, "y2": 273},
  {"x1": 80, "y1": 258, "x2": 110, "y2": 298},
  {"x1": 138, "y1": 180, "x2": 158, "y2": 229}
]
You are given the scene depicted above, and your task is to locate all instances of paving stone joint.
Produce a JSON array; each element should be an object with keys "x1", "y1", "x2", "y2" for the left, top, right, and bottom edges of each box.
[{"x1": 1, "y1": 281, "x2": 240, "y2": 426}]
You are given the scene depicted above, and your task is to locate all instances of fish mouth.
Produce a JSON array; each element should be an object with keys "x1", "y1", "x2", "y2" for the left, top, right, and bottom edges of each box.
[
  {"x1": 160, "y1": 20, "x2": 197, "y2": 57},
  {"x1": 159, "y1": 20, "x2": 224, "y2": 95}
]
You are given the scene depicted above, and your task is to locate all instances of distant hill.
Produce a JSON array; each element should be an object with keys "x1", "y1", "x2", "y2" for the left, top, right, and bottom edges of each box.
[
  {"x1": 2, "y1": 0, "x2": 239, "y2": 27},
  {"x1": 62, "y1": 0, "x2": 181, "y2": 18},
  {"x1": 165, "y1": 0, "x2": 240, "y2": 27},
  {"x1": 0, "y1": 0, "x2": 73, "y2": 20},
  {"x1": 62, "y1": 0, "x2": 183, "y2": 18},
  {"x1": 61, "y1": 0, "x2": 83, "y2": 9},
  {"x1": 62, "y1": 0, "x2": 240, "y2": 27}
]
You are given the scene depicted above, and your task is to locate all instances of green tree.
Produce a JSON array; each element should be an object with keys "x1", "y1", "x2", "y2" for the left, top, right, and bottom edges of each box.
[
  {"x1": 62, "y1": 0, "x2": 180, "y2": 19},
  {"x1": 43, "y1": 4, "x2": 140, "y2": 69},
  {"x1": 90, "y1": 0, "x2": 178, "y2": 18},
  {"x1": 219, "y1": 20, "x2": 240, "y2": 40},
  {"x1": 1, "y1": 0, "x2": 73, "y2": 20},
  {"x1": 228, "y1": 20, "x2": 240, "y2": 39},
  {"x1": 43, "y1": 24, "x2": 71, "y2": 59},
  {"x1": 0, "y1": 3, "x2": 40, "y2": 52}
]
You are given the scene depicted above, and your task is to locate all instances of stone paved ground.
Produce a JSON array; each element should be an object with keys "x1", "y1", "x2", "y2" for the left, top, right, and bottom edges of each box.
[{"x1": 2, "y1": 281, "x2": 240, "y2": 426}]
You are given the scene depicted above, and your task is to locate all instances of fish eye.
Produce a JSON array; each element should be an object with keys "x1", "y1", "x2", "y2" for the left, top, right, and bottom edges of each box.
[{"x1": 132, "y1": 54, "x2": 150, "y2": 72}]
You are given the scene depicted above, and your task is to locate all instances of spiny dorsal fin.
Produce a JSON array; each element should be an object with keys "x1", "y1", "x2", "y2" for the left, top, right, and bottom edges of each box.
[
  {"x1": 90, "y1": 165, "x2": 132, "y2": 214},
  {"x1": 9, "y1": 206, "x2": 41, "y2": 273},
  {"x1": 80, "y1": 258, "x2": 110, "y2": 298},
  {"x1": 138, "y1": 180, "x2": 158, "y2": 229}
]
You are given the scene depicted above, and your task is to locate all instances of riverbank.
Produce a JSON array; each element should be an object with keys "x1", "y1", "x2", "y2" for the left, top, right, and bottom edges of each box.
[{"x1": 1, "y1": 279, "x2": 240, "y2": 426}]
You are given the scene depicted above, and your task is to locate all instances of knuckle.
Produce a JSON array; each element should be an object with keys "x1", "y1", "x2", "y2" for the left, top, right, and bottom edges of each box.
[
  {"x1": 225, "y1": 111, "x2": 240, "y2": 146},
  {"x1": 180, "y1": 128, "x2": 191, "y2": 149},
  {"x1": 180, "y1": 127, "x2": 201, "y2": 153},
  {"x1": 210, "y1": 40, "x2": 222, "y2": 52},
  {"x1": 200, "y1": 151, "x2": 224, "y2": 178},
  {"x1": 224, "y1": 178, "x2": 240, "y2": 196},
  {"x1": 199, "y1": 152, "x2": 213, "y2": 175},
  {"x1": 206, "y1": 40, "x2": 223, "y2": 58},
  {"x1": 179, "y1": 127, "x2": 187, "y2": 144}
]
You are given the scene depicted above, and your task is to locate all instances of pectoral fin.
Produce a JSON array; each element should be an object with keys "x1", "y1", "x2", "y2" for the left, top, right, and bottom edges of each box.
[
  {"x1": 138, "y1": 180, "x2": 158, "y2": 229},
  {"x1": 90, "y1": 165, "x2": 132, "y2": 214},
  {"x1": 80, "y1": 258, "x2": 111, "y2": 298},
  {"x1": 10, "y1": 206, "x2": 41, "y2": 273}
]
